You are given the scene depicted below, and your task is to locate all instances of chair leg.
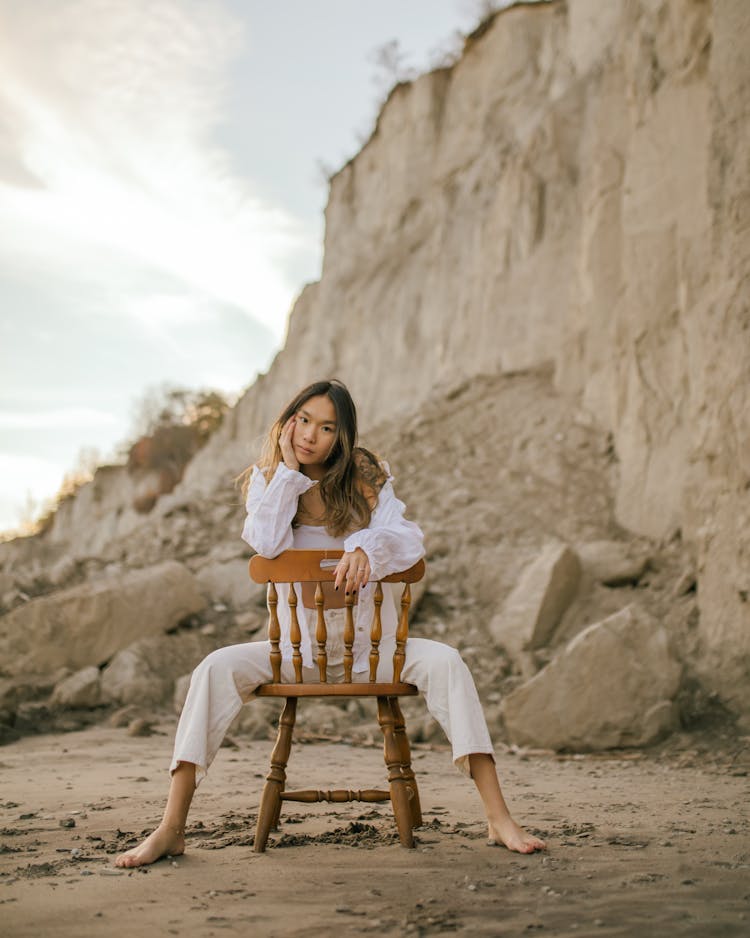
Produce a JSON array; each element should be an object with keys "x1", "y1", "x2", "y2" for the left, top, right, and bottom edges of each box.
[
  {"x1": 390, "y1": 697, "x2": 422, "y2": 828},
  {"x1": 377, "y1": 696, "x2": 414, "y2": 848},
  {"x1": 254, "y1": 697, "x2": 297, "y2": 852},
  {"x1": 270, "y1": 787, "x2": 283, "y2": 832}
]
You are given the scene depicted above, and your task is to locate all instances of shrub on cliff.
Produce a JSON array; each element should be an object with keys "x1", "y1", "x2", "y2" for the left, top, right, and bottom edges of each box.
[{"x1": 127, "y1": 387, "x2": 228, "y2": 512}]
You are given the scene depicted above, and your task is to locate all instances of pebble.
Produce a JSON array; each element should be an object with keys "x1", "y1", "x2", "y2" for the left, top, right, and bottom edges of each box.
[
  {"x1": 59, "y1": 817, "x2": 76, "y2": 828},
  {"x1": 99, "y1": 869, "x2": 124, "y2": 876}
]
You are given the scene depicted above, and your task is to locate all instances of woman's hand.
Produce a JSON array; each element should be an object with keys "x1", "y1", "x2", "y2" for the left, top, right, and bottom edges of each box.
[
  {"x1": 334, "y1": 548, "x2": 370, "y2": 594},
  {"x1": 279, "y1": 416, "x2": 299, "y2": 471}
]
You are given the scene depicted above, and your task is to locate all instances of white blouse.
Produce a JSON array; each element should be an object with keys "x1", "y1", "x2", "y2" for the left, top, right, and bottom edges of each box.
[{"x1": 241, "y1": 462, "x2": 425, "y2": 672}]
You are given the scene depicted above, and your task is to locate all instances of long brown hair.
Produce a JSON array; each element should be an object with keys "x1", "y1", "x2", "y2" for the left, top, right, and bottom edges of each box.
[{"x1": 240, "y1": 379, "x2": 386, "y2": 536}]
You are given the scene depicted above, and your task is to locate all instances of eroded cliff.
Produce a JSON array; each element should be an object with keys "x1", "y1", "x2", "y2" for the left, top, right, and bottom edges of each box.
[
  {"x1": 1, "y1": 0, "x2": 748, "y2": 729},
  {"x1": 184, "y1": 0, "x2": 748, "y2": 714}
]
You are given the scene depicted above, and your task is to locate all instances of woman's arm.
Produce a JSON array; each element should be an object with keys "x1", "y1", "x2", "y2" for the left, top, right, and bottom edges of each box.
[
  {"x1": 342, "y1": 474, "x2": 425, "y2": 582},
  {"x1": 241, "y1": 463, "x2": 316, "y2": 557}
]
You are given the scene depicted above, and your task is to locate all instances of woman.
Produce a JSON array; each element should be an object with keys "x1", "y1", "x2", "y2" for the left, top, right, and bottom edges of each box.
[{"x1": 115, "y1": 379, "x2": 545, "y2": 867}]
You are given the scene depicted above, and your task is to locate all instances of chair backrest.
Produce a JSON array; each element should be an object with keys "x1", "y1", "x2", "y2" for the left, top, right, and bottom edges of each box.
[{"x1": 249, "y1": 550, "x2": 425, "y2": 685}]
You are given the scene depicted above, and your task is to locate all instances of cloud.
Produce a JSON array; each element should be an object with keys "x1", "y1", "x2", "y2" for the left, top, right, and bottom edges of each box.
[
  {"x1": 0, "y1": 0, "x2": 312, "y2": 339},
  {"x1": 0, "y1": 407, "x2": 119, "y2": 430}
]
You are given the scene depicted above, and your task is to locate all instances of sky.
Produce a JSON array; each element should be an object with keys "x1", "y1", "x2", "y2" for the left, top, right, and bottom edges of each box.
[{"x1": 0, "y1": 0, "x2": 503, "y2": 534}]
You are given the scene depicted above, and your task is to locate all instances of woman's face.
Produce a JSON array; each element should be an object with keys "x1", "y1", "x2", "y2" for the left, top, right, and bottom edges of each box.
[{"x1": 291, "y1": 394, "x2": 338, "y2": 469}]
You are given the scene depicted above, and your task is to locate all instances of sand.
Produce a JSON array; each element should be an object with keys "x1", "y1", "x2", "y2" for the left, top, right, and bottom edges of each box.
[{"x1": 1, "y1": 717, "x2": 748, "y2": 937}]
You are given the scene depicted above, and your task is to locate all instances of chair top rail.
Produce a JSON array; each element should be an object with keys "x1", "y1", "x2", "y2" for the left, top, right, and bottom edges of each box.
[{"x1": 250, "y1": 549, "x2": 425, "y2": 585}]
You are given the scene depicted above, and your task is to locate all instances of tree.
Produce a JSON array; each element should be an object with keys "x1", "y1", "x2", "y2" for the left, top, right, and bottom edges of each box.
[
  {"x1": 368, "y1": 39, "x2": 417, "y2": 100},
  {"x1": 126, "y1": 385, "x2": 229, "y2": 511}
]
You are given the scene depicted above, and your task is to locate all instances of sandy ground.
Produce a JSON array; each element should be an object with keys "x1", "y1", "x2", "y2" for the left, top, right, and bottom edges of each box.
[{"x1": 1, "y1": 717, "x2": 748, "y2": 937}]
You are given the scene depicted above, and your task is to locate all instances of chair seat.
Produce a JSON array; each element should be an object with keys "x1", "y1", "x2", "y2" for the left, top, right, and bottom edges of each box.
[{"x1": 255, "y1": 682, "x2": 419, "y2": 698}]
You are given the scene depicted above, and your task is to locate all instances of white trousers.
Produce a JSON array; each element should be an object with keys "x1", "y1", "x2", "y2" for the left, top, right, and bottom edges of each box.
[{"x1": 171, "y1": 635, "x2": 494, "y2": 784}]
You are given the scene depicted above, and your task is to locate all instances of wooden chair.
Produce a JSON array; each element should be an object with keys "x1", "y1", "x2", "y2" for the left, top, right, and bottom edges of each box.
[{"x1": 248, "y1": 548, "x2": 425, "y2": 852}]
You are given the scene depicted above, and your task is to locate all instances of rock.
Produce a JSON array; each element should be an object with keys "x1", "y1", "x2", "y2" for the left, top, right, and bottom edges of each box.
[
  {"x1": 489, "y1": 543, "x2": 581, "y2": 658},
  {"x1": 234, "y1": 609, "x2": 266, "y2": 635},
  {"x1": 1, "y1": 588, "x2": 20, "y2": 612},
  {"x1": 109, "y1": 706, "x2": 141, "y2": 728},
  {"x1": 48, "y1": 555, "x2": 78, "y2": 588},
  {"x1": 0, "y1": 561, "x2": 207, "y2": 676},
  {"x1": 577, "y1": 540, "x2": 650, "y2": 586},
  {"x1": 230, "y1": 698, "x2": 279, "y2": 740},
  {"x1": 672, "y1": 569, "x2": 696, "y2": 597},
  {"x1": 501, "y1": 605, "x2": 682, "y2": 751},
  {"x1": 126, "y1": 718, "x2": 153, "y2": 737},
  {"x1": 0, "y1": 572, "x2": 15, "y2": 600},
  {"x1": 406, "y1": 578, "x2": 427, "y2": 617},
  {"x1": 50, "y1": 667, "x2": 102, "y2": 709},
  {"x1": 294, "y1": 702, "x2": 351, "y2": 736},
  {"x1": 411, "y1": 713, "x2": 446, "y2": 745},
  {"x1": 173, "y1": 674, "x2": 192, "y2": 714},
  {"x1": 195, "y1": 559, "x2": 263, "y2": 609},
  {"x1": 100, "y1": 631, "x2": 217, "y2": 706},
  {"x1": 0, "y1": 672, "x2": 68, "y2": 710},
  {"x1": 13, "y1": 701, "x2": 54, "y2": 735}
]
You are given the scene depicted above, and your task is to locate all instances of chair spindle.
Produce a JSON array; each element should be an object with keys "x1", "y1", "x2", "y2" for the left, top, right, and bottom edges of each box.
[
  {"x1": 369, "y1": 582, "x2": 383, "y2": 682},
  {"x1": 344, "y1": 591, "x2": 355, "y2": 682},
  {"x1": 393, "y1": 583, "x2": 411, "y2": 683},
  {"x1": 267, "y1": 581, "x2": 282, "y2": 683},
  {"x1": 288, "y1": 583, "x2": 303, "y2": 683},
  {"x1": 315, "y1": 582, "x2": 327, "y2": 681}
]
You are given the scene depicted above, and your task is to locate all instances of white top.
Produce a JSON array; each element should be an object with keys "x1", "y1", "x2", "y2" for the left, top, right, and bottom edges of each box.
[
  {"x1": 291, "y1": 524, "x2": 344, "y2": 550},
  {"x1": 241, "y1": 461, "x2": 425, "y2": 672}
]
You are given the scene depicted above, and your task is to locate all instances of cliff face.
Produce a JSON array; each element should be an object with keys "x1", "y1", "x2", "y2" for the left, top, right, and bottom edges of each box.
[
  {"x1": 185, "y1": 0, "x2": 748, "y2": 711},
  {"x1": 3, "y1": 0, "x2": 748, "y2": 718}
]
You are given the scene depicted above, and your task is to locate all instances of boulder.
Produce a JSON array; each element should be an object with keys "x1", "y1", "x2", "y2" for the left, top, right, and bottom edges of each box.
[
  {"x1": 501, "y1": 605, "x2": 682, "y2": 751},
  {"x1": 489, "y1": 543, "x2": 581, "y2": 658},
  {"x1": 0, "y1": 561, "x2": 207, "y2": 676},
  {"x1": 195, "y1": 558, "x2": 263, "y2": 608},
  {"x1": 173, "y1": 673, "x2": 192, "y2": 714},
  {"x1": 230, "y1": 697, "x2": 279, "y2": 740},
  {"x1": 48, "y1": 555, "x2": 79, "y2": 589},
  {"x1": 577, "y1": 540, "x2": 651, "y2": 586},
  {"x1": 101, "y1": 630, "x2": 217, "y2": 706},
  {"x1": 0, "y1": 671, "x2": 68, "y2": 710},
  {"x1": 51, "y1": 666, "x2": 102, "y2": 709},
  {"x1": 0, "y1": 572, "x2": 15, "y2": 599}
]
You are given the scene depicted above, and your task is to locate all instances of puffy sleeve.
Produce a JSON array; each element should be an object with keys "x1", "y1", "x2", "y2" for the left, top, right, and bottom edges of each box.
[
  {"x1": 241, "y1": 463, "x2": 317, "y2": 557},
  {"x1": 343, "y1": 469, "x2": 425, "y2": 581}
]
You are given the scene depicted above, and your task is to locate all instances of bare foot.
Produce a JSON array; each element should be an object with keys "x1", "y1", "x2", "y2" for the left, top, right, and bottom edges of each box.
[
  {"x1": 487, "y1": 816, "x2": 546, "y2": 854},
  {"x1": 114, "y1": 824, "x2": 185, "y2": 868}
]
